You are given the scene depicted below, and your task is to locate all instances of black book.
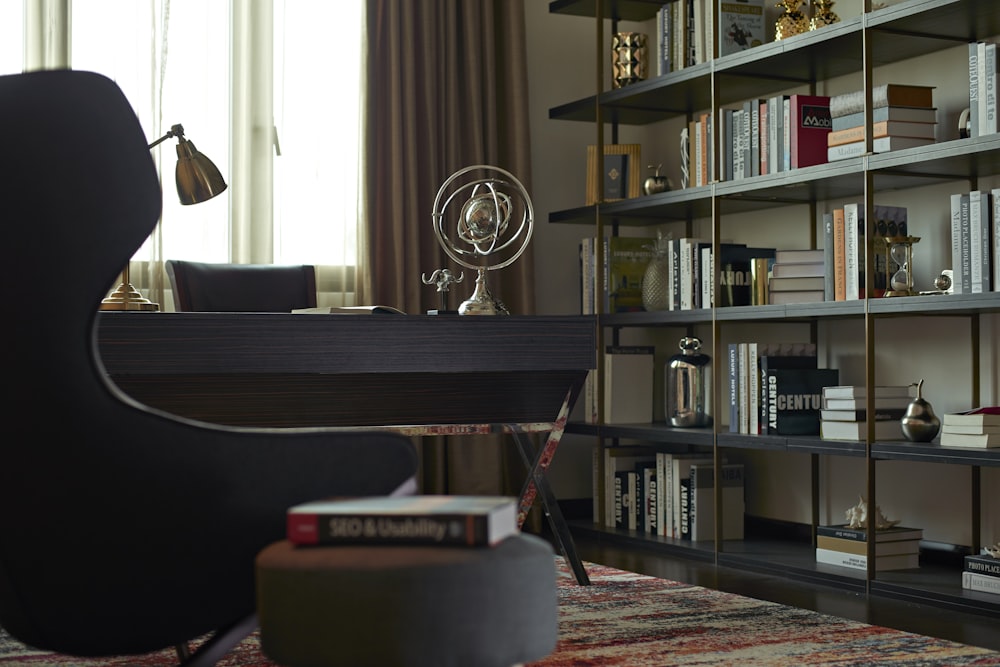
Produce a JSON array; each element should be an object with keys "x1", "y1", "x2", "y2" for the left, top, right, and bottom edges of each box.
[
  {"x1": 964, "y1": 554, "x2": 1000, "y2": 576},
  {"x1": 759, "y1": 353, "x2": 818, "y2": 435},
  {"x1": 604, "y1": 154, "x2": 628, "y2": 200},
  {"x1": 765, "y1": 368, "x2": 839, "y2": 435},
  {"x1": 717, "y1": 245, "x2": 776, "y2": 307}
]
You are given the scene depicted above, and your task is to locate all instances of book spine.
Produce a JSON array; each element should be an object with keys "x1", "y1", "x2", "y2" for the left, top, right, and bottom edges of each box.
[
  {"x1": 963, "y1": 571, "x2": 1000, "y2": 594},
  {"x1": 965, "y1": 556, "x2": 1000, "y2": 576},
  {"x1": 729, "y1": 343, "x2": 739, "y2": 433},
  {"x1": 738, "y1": 342, "x2": 749, "y2": 434},
  {"x1": 823, "y1": 212, "x2": 835, "y2": 301},
  {"x1": 833, "y1": 207, "x2": 846, "y2": 300},
  {"x1": 679, "y1": 477, "x2": 691, "y2": 540},
  {"x1": 843, "y1": 203, "x2": 860, "y2": 300},
  {"x1": 970, "y1": 42, "x2": 981, "y2": 138},
  {"x1": 979, "y1": 191, "x2": 992, "y2": 292},
  {"x1": 287, "y1": 513, "x2": 492, "y2": 547},
  {"x1": 815, "y1": 547, "x2": 867, "y2": 570},
  {"x1": 970, "y1": 190, "x2": 984, "y2": 293},
  {"x1": 989, "y1": 42, "x2": 999, "y2": 135},
  {"x1": 960, "y1": 193, "x2": 972, "y2": 294},
  {"x1": 747, "y1": 342, "x2": 759, "y2": 434},
  {"x1": 655, "y1": 452, "x2": 667, "y2": 536},
  {"x1": 978, "y1": 42, "x2": 989, "y2": 137},
  {"x1": 993, "y1": 188, "x2": 1000, "y2": 291}
]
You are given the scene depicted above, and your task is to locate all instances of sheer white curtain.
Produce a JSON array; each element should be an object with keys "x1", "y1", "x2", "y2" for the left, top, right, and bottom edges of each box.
[{"x1": 13, "y1": 0, "x2": 363, "y2": 309}]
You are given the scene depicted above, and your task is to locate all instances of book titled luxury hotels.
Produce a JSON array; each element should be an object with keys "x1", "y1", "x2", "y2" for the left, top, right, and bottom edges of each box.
[{"x1": 286, "y1": 495, "x2": 519, "y2": 547}]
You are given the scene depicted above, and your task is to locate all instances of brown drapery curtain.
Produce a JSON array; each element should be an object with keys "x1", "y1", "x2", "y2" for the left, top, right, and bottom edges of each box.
[{"x1": 363, "y1": 0, "x2": 538, "y2": 502}]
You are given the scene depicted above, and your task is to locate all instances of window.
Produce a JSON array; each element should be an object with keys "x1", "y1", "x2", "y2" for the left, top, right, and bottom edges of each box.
[{"x1": 13, "y1": 0, "x2": 363, "y2": 276}]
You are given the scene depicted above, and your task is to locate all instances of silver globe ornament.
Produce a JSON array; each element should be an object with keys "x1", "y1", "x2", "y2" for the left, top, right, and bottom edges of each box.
[{"x1": 432, "y1": 165, "x2": 534, "y2": 315}]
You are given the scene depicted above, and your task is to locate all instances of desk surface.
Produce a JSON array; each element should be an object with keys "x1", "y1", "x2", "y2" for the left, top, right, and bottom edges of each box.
[{"x1": 97, "y1": 313, "x2": 596, "y2": 428}]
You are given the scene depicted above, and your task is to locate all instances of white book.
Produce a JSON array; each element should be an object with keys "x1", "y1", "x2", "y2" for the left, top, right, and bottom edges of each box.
[
  {"x1": 978, "y1": 41, "x2": 990, "y2": 136},
  {"x1": 970, "y1": 42, "x2": 981, "y2": 138},
  {"x1": 822, "y1": 385, "x2": 915, "y2": 399},
  {"x1": 747, "y1": 342, "x2": 759, "y2": 435},
  {"x1": 970, "y1": 190, "x2": 984, "y2": 293},
  {"x1": 993, "y1": 188, "x2": 1000, "y2": 291},
  {"x1": 671, "y1": 455, "x2": 713, "y2": 538},
  {"x1": 815, "y1": 547, "x2": 919, "y2": 571},
  {"x1": 701, "y1": 246, "x2": 714, "y2": 308},
  {"x1": 963, "y1": 570, "x2": 1000, "y2": 594},
  {"x1": 738, "y1": 342, "x2": 749, "y2": 434},
  {"x1": 951, "y1": 193, "x2": 966, "y2": 295},
  {"x1": 827, "y1": 135, "x2": 935, "y2": 161},
  {"x1": 986, "y1": 42, "x2": 997, "y2": 134},
  {"x1": 843, "y1": 203, "x2": 860, "y2": 301}
]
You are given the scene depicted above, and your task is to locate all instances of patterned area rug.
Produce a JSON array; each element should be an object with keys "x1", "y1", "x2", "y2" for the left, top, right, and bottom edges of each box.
[{"x1": 1, "y1": 559, "x2": 998, "y2": 666}]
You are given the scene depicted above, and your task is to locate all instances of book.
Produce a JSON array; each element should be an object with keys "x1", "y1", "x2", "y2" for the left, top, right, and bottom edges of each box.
[
  {"x1": 768, "y1": 290, "x2": 825, "y2": 305},
  {"x1": 293, "y1": 305, "x2": 405, "y2": 315},
  {"x1": 829, "y1": 84, "x2": 935, "y2": 117},
  {"x1": 939, "y1": 431, "x2": 1000, "y2": 448},
  {"x1": 815, "y1": 547, "x2": 920, "y2": 571},
  {"x1": 993, "y1": 188, "x2": 1000, "y2": 290},
  {"x1": 965, "y1": 553, "x2": 1000, "y2": 576},
  {"x1": 788, "y1": 94, "x2": 831, "y2": 168},
  {"x1": 951, "y1": 192, "x2": 969, "y2": 294},
  {"x1": 826, "y1": 119, "x2": 937, "y2": 147},
  {"x1": 286, "y1": 495, "x2": 518, "y2": 547},
  {"x1": 942, "y1": 423, "x2": 1000, "y2": 435},
  {"x1": 827, "y1": 135, "x2": 935, "y2": 161},
  {"x1": 656, "y1": 5, "x2": 673, "y2": 75},
  {"x1": 639, "y1": 462, "x2": 658, "y2": 535},
  {"x1": 832, "y1": 207, "x2": 846, "y2": 301},
  {"x1": 668, "y1": 454, "x2": 714, "y2": 538},
  {"x1": 823, "y1": 396, "x2": 913, "y2": 411},
  {"x1": 771, "y1": 261, "x2": 825, "y2": 278},
  {"x1": 604, "y1": 153, "x2": 628, "y2": 200},
  {"x1": 970, "y1": 42, "x2": 981, "y2": 137},
  {"x1": 769, "y1": 276, "x2": 825, "y2": 291},
  {"x1": 963, "y1": 570, "x2": 1000, "y2": 594},
  {"x1": 843, "y1": 202, "x2": 861, "y2": 300},
  {"x1": 942, "y1": 407, "x2": 1000, "y2": 427},
  {"x1": 687, "y1": 463, "x2": 745, "y2": 542},
  {"x1": 764, "y1": 368, "x2": 838, "y2": 435},
  {"x1": 603, "y1": 446, "x2": 656, "y2": 528},
  {"x1": 823, "y1": 213, "x2": 835, "y2": 300},
  {"x1": 604, "y1": 346, "x2": 654, "y2": 424},
  {"x1": 758, "y1": 346, "x2": 818, "y2": 434},
  {"x1": 716, "y1": 245, "x2": 776, "y2": 307},
  {"x1": 820, "y1": 418, "x2": 902, "y2": 441},
  {"x1": 774, "y1": 248, "x2": 825, "y2": 265},
  {"x1": 718, "y1": 0, "x2": 765, "y2": 57},
  {"x1": 982, "y1": 41, "x2": 997, "y2": 135},
  {"x1": 822, "y1": 385, "x2": 916, "y2": 399},
  {"x1": 816, "y1": 524, "x2": 924, "y2": 542},
  {"x1": 816, "y1": 535, "x2": 921, "y2": 557},
  {"x1": 820, "y1": 408, "x2": 906, "y2": 422},
  {"x1": 606, "y1": 236, "x2": 656, "y2": 313},
  {"x1": 830, "y1": 105, "x2": 938, "y2": 132},
  {"x1": 969, "y1": 190, "x2": 992, "y2": 293}
]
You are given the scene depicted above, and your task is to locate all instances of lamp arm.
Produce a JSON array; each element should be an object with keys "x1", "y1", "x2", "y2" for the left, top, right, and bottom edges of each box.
[{"x1": 147, "y1": 123, "x2": 186, "y2": 150}]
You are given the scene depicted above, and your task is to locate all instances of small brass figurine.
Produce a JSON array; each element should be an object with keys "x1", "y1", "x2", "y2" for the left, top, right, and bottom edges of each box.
[
  {"x1": 809, "y1": 0, "x2": 840, "y2": 31},
  {"x1": 775, "y1": 0, "x2": 809, "y2": 40}
]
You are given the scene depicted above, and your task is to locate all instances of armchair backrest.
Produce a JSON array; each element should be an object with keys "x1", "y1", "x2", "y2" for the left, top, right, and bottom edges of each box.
[{"x1": 166, "y1": 260, "x2": 318, "y2": 312}]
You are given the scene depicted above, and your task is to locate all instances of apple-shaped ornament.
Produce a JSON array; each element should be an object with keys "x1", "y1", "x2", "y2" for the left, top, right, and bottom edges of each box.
[{"x1": 644, "y1": 163, "x2": 669, "y2": 195}]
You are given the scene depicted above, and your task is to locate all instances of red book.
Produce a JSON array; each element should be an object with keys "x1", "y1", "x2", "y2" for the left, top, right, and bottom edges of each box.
[{"x1": 789, "y1": 94, "x2": 832, "y2": 169}]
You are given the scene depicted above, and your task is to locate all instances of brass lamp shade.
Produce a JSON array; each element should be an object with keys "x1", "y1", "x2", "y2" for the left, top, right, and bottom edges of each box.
[
  {"x1": 175, "y1": 137, "x2": 227, "y2": 205},
  {"x1": 100, "y1": 124, "x2": 227, "y2": 311}
]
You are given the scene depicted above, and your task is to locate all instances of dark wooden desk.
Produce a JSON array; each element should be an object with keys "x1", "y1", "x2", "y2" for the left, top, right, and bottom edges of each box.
[{"x1": 97, "y1": 312, "x2": 597, "y2": 583}]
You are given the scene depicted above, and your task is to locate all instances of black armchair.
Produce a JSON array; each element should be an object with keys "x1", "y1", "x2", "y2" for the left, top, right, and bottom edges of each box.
[
  {"x1": 166, "y1": 260, "x2": 318, "y2": 312},
  {"x1": 0, "y1": 70, "x2": 418, "y2": 665}
]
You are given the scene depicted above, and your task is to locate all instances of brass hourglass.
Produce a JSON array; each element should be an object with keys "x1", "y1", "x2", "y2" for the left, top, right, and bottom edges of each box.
[{"x1": 875, "y1": 235, "x2": 920, "y2": 297}]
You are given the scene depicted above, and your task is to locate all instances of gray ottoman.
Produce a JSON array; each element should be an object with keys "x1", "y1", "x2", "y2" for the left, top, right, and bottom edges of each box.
[{"x1": 255, "y1": 533, "x2": 558, "y2": 667}]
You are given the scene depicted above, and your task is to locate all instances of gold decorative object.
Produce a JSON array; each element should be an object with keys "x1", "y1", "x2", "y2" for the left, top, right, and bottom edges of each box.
[
  {"x1": 873, "y1": 234, "x2": 920, "y2": 297},
  {"x1": 985, "y1": 543, "x2": 1000, "y2": 558},
  {"x1": 611, "y1": 32, "x2": 648, "y2": 89},
  {"x1": 845, "y1": 497, "x2": 901, "y2": 530},
  {"x1": 809, "y1": 0, "x2": 840, "y2": 30},
  {"x1": 775, "y1": 0, "x2": 809, "y2": 41}
]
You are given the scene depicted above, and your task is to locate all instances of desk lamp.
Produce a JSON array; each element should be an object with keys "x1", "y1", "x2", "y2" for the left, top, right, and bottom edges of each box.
[{"x1": 100, "y1": 124, "x2": 227, "y2": 311}]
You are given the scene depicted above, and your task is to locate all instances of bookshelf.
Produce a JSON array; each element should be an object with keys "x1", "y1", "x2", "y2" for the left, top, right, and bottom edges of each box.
[{"x1": 547, "y1": 0, "x2": 1000, "y2": 619}]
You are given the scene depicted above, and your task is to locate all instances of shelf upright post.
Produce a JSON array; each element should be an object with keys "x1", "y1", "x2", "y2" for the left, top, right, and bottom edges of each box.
[
  {"x1": 861, "y1": 1, "x2": 877, "y2": 591},
  {"x1": 592, "y1": 0, "x2": 608, "y2": 526}
]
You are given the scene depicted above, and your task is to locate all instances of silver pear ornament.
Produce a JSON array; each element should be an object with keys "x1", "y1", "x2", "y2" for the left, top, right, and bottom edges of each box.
[{"x1": 901, "y1": 379, "x2": 940, "y2": 442}]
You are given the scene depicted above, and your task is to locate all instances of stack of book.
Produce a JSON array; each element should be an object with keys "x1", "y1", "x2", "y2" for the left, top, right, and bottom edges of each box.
[
  {"x1": 940, "y1": 407, "x2": 1000, "y2": 449},
  {"x1": 816, "y1": 524, "x2": 923, "y2": 571},
  {"x1": 768, "y1": 248, "x2": 825, "y2": 305},
  {"x1": 948, "y1": 190, "x2": 998, "y2": 295},
  {"x1": 827, "y1": 84, "x2": 937, "y2": 162},
  {"x1": 963, "y1": 550, "x2": 1000, "y2": 595},
  {"x1": 819, "y1": 385, "x2": 912, "y2": 441},
  {"x1": 285, "y1": 495, "x2": 520, "y2": 548}
]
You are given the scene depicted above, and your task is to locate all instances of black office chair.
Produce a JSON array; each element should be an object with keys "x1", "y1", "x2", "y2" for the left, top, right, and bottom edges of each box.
[
  {"x1": 166, "y1": 260, "x2": 318, "y2": 312},
  {"x1": 0, "y1": 69, "x2": 418, "y2": 666}
]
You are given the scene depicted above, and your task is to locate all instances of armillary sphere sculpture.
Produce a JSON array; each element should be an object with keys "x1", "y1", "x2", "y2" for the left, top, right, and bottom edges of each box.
[{"x1": 431, "y1": 165, "x2": 534, "y2": 315}]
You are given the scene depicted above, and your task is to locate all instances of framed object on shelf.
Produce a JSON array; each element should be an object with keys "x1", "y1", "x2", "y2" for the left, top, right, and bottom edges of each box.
[{"x1": 586, "y1": 143, "x2": 641, "y2": 205}]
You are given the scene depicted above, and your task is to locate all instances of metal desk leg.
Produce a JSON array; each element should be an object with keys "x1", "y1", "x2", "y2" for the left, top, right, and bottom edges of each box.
[{"x1": 509, "y1": 391, "x2": 590, "y2": 585}]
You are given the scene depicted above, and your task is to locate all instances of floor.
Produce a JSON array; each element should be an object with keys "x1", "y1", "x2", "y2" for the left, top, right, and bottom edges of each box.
[{"x1": 541, "y1": 527, "x2": 1000, "y2": 653}]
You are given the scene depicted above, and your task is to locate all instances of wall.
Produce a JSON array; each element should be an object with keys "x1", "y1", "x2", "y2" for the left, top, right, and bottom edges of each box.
[{"x1": 524, "y1": 0, "x2": 998, "y2": 546}]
